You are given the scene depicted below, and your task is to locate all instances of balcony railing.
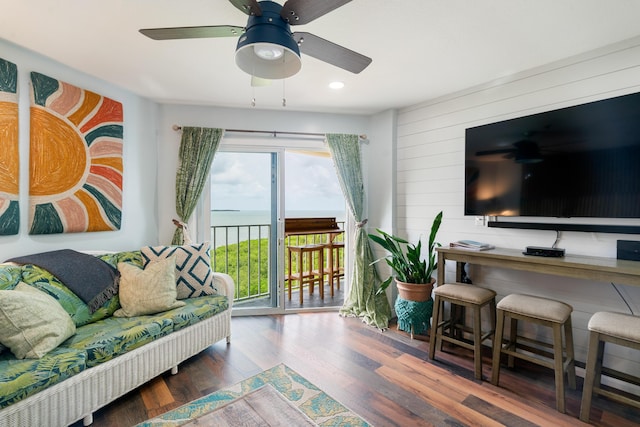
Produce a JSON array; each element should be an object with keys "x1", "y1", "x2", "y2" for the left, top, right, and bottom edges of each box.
[
  {"x1": 210, "y1": 222, "x2": 344, "y2": 303},
  {"x1": 211, "y1": 224, "x2": 271, "y2": 304}
]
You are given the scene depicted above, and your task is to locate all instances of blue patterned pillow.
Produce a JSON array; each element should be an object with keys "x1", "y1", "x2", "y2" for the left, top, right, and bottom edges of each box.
[{"x1": 141, "y1": 242, "x2": 215, "y2": 299}]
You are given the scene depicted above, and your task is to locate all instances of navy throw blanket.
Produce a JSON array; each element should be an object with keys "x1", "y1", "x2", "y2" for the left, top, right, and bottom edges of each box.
[{"x1": 7, "y1": 249, "x2": 120, "y2": 313}]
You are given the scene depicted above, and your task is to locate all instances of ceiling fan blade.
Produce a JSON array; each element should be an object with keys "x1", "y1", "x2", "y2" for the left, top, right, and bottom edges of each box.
[
  {"x1": 229, "y1": 0, "x2": 262, "y2": 16},
  {"x1": 293, "y1": 32, "x2": 371, "y2": 74},
  {"x1": 281, "y1": 0, "x2": 352, "y2": 25},
  {"x1": 475, "y1": 148, "x2": 516, "y2": 156},
  {"x1": 139, "y1": 25, "x2": 244, "y2": 40}
]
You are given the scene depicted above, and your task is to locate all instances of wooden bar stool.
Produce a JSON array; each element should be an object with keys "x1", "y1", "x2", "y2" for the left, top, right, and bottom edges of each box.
[
  {"x1": 580, "y1": 311, "x2": 640, "y2": 422},
  {"x1": 429, "y1": 283, "x2": 496, "y2": 380},
  {"x1": 287, "y1": 244, "x2": 324, "y2": 305},
  {"x1": 491, "y1": 294, "x2": 576, "y2": 413}
]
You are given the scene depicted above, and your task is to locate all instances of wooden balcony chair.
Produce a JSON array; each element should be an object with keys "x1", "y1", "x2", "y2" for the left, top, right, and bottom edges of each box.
[
  {"x1": 287, "y1": 244, "x2": 325, "y2": 305},
  {"x1": 325, "y1": 241, "x2": 345, "y2": 297}
]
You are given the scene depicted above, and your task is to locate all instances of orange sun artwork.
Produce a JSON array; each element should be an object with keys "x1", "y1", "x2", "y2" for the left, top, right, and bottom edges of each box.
[
  {"x1": 29, "y1": 72, "x2": 123, "y2": 234},
  {"x1": 0, "y1": 58, "x2": 19, "y2": 235}
]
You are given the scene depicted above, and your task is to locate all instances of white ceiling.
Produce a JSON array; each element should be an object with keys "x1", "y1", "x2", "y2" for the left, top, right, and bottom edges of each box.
[{"x1": 3, "y1": 0, "x2": 640, "y2": 115}]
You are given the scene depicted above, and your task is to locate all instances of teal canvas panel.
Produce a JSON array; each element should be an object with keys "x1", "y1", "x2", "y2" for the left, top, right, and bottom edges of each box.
[
  {"x1": 19, "y1": 264, "x2": 120, "y2": 327},
  {"x1": 151, "y1": 294, "x2": 229, "y2": 331},
  {"x1": 63, "y1": 316, "x2": 173, "y2": 367},
  {"x1": 0, "y1": 346, "x2": 86, "y2": 409},
  {"x1": 0, "y1": 264, "x2": 21, "y2": 290}
]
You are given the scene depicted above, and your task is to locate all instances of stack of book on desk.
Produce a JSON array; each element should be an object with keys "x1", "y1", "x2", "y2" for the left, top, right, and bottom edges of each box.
[{"x1": 450, "y1": 240, "x2": 495, "y2": 251}]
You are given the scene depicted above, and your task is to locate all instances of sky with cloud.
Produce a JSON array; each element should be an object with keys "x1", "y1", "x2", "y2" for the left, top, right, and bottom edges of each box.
[{"x1": 210, "y1": 151, "x2": 345, "y2": 213}]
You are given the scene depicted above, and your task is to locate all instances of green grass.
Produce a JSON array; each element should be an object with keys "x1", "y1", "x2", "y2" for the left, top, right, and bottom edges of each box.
[{"x1": 212, "y1": 239, "x2": 270, "y2": 299}]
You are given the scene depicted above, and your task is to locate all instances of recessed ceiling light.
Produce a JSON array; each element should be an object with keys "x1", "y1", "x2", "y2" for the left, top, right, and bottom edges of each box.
[{"x1": 329, "y1": 81, "x2": 344, "y2": 90}]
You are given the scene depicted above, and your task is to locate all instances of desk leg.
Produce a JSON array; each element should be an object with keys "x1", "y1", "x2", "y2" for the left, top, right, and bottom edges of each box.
[
  {"x1": 437, "y1": 251, "x2": 445, "y2": 286},
  {"x1": 455, "y1": 262, "x2": 464, "y2": 282},
  {"x1": 436, "y1": 252, "x2": 466, "y2": 285}
]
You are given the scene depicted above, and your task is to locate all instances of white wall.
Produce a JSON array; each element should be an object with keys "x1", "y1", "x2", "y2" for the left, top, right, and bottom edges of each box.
[
  {"x1": 366, "y1": 109, "x2": 398, "y2": 304},
  {"x1": 366, "y1": 109, "x2": 397, "y2": 233},
  {"x1": 396, "y1": 35, "x2": 640, "y2": 392},
  {"x1": 0, "y1": 39, "x2": 159, "y2": 260},
  {"x1": 156, "y1": 104, "x2": 371, "y2": 244}
]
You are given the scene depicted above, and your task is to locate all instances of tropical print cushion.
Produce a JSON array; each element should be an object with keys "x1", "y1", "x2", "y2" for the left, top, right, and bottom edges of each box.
[
  {"x1": 19, "y1": 264, "x2": 120, "y2": 327},
  {"x1": 63, "y1": 316, "x2": 173, "y2": 367},
  {"x1": 98, "y1": 250, "x2": 144, "y2": 269},
  {"x1": 0, "y1": 264, "x2": 22, "y2": 290},
  {"x1": 151, "y1": 294, "x2": 229, "y2": 331},
  {"x1": 0, "y1": 346, "x2": 86, "y2": 409}
]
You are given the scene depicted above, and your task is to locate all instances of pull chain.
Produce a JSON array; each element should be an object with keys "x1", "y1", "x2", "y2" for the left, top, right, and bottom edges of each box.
[
  {"x1": 282, "y1": 79, "x2": 286, "y2": 107},
  {"x1": 251, "y1": 85, "x2": 256, "y2": 108}
]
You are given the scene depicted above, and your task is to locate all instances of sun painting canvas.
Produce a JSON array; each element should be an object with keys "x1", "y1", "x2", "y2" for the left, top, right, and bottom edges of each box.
[
  {"x1": 29, "y1": 72, "x2": 123, "y2": 234},
  {"x1": 0, "y1": 58, "x2": 19, "y2": 236}
]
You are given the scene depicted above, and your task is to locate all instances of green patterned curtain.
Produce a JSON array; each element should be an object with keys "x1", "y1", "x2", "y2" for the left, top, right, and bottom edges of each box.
[
  {"x1": 172, "y1": 127, "x2": 223, "y2": 245},
  {"x1": 326, "y1": 133, "x2": 391, "y2": 329}
]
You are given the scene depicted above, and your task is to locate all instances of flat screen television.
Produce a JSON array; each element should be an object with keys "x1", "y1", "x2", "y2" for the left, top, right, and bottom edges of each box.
[{"x1": 464, "y1": 91, "x2": 640, "y2": 221}]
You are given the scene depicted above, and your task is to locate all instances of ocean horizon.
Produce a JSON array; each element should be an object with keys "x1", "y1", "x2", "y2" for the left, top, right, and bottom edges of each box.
[
  {"x1": 211, "y1": 209, "x2": 346, "y2": 226},
  {"x1": 210, "y1": 209, "x2": 346, "y2": 247}
]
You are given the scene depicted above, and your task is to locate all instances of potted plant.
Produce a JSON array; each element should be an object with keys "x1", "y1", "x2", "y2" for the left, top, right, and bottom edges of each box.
[{"x1": 369, "y1": 211, "x2": 443, "y2": 302}]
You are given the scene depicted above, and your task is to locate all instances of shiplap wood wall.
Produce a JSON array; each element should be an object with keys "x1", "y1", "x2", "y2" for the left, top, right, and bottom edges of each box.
[{"x1": 395, "y1": 36, "x2": 640, "y2": 394}]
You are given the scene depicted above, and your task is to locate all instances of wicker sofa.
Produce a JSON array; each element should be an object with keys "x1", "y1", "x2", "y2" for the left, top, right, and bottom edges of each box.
[{"x1": 0, "y1": 249, "x2": 233, "y2": 427}]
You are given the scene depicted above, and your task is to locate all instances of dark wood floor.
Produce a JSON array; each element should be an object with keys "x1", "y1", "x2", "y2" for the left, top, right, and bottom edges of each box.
[{"x1": 74, "y1": 313, "x2": 639, "y2": 427}]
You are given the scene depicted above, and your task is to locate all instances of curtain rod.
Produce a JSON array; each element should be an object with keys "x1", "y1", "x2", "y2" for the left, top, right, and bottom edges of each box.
[{"x1": 172, "y1": 125, "x2": 367, "y2": 140}]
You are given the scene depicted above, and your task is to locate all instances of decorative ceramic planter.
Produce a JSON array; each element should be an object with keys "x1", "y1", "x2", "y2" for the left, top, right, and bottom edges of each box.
[{"x1": 395, "y1": 278, "x2": 435, "y2": 302}]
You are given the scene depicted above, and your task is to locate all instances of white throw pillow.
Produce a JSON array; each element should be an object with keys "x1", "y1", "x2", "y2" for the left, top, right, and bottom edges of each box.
[
  {"x1": 141, "y1": 242, "x2": 216, "y2": 299},
  {"x1": 113, "y1": 256, "x2": 185, "y2": 317},
  {"x1": 0, "y1": 282, "x2": 76, "y2": 359}
]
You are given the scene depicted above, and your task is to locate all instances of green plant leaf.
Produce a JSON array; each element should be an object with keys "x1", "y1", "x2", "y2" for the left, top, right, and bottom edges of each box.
[{"x1": 368, "y1": 211, "x2": 443, "y2": 288}]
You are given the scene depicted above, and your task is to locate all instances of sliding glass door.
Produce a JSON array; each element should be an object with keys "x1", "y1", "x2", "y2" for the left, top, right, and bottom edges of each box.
[
  {"x1": 203, "y1": 137, "x2": 346, "y2": 314},
  {"x1": 208, "y1": 149, "x2": 283, "y2": 313},
  {"x1": 283, "y1": 149, "x2": 346, "y2": 311}
]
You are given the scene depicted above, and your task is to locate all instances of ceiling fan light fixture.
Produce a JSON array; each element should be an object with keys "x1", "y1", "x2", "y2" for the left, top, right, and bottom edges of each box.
[
  {"x1": 235, "y1": 1, "x2": 301, "y2": 79},
  {"x1": 514, "y1": 139, "x2": 544, "y2": 163},
  {"x1": 253, "y1": 43, "x2": 284, "y2": 60}
]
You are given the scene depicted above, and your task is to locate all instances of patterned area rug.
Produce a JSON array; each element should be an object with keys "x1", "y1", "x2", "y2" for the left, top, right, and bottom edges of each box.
[{"x1": 137, "y1": 364, "x2": 371, "y2": 426}]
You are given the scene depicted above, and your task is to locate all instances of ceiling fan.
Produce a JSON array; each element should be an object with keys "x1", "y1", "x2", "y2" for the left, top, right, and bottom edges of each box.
[{"x1": 139, "y1": 0, "x2": 372, "y2": 80}]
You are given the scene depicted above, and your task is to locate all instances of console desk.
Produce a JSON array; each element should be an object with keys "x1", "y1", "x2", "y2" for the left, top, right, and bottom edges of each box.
[{"x1": 437, "y1": 246, "x2": 640, "y2": 287}]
